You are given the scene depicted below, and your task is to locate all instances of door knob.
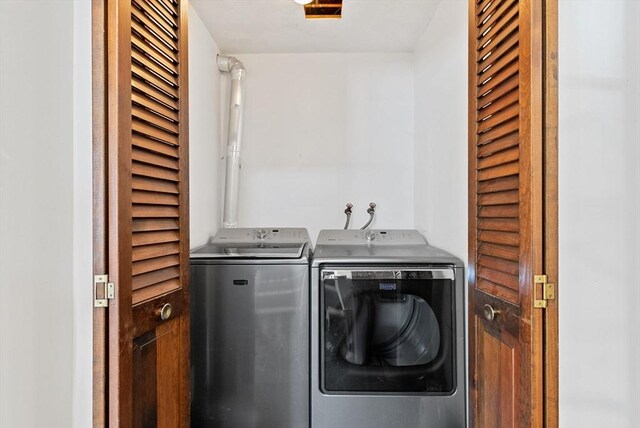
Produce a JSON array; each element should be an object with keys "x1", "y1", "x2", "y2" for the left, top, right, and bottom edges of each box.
[
  {"x1": 157, "y1": 303, "x2": 172, "y2": 321},
  {"x1": 483, "y1": 304, "x2": 500, "y2": 321}
]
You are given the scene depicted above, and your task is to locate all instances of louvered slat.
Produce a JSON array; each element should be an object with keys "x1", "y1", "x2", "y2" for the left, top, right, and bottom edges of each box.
[
  {"x1": 132, "y1": 190, "x2": 179, "y2": 205},
  {"x1": 477, "y1": 118, "x2": 518, "y2": 145},
  {"x1": 132, "y1": 146, "x2": 179, "y2": 169},
  {"x1": 477, "y1": 175, "x2": 519, "y2": 194},
  {"x1": 477, "y1": 31, "x2": 518, "y2": 72},
  {"x1": 132, "y1": 105, "x2": 179, "y2": 134},
  {"x1": 132, "y1": 204, "x2": 180, "y2": 218},
  {"x1": 477, "y1": 161, "x2": 519, "y2": 181},
  {"x1": 477, "y1": 254, "x2": 519, "y2": 275},
  {"x1": 478, "y1": 89, "x2": 518, "y2": 120},
  {"x1": 132, "y1": 90, "x2": 179, "y2": 122},
  {"x1": 477, "y1": 266, "x2": 518, "y2": 290},
  {"x1": 478, "y1": 189, "x2": 518, "y2": 205},
  {"x1": 129, "y1": 0, "x2": 185, "y2": 304},
  {"x1": 132, "y1": 161, "x2": 179, "y2": 182},
  {"x1": 474, "y1": 2, "x2": 522, "y2": 307},
  {"x1": 477, "y1": 104, "x2": 518, "y2": 133},
  {"x1": 132, "y1": 76, "x2": 178, "y2": 109},
  {"x1": 478, "y1": 242, "x2": 519, "y2": 261},
  {"x1": 132, "y1": 134, "x2": 179, "y2": 158},
  {"x1": 476, "y1": 277, "x2": 519, "y2": 303},
  {"x1": 132, "y1": 254, "x2": 180, "y2": 276},
  {"x1": 478, "y1": 204, "x2": 519, "y2": 218},
  {"x1": 132, "y1": 230, "x2": 180, "y2": 246},
  {"x1": 132, "y1": 175, "x2": 179, "y2": 194},
  {"x1": 477, "y1": 1, "x2": 518, "y2": 49},
  {"x1": 132, "y1": 63, "x2": 178, "y2": 97},
  {"x1": 477, "y1": 0, "x2": 517, "y2": 36},
  {"x1": 132, "y1": 218, "x2": 180, "y2": 232},
  {"x1": 146, "y1": 0, "x2": 178, "y2": 27},
  {"x1": 131, "y1": 6, "x2": 177, "y2": 50},
  {"x1": 477, "y1": 132, "x2": 518, "y2": 157},
  {"x1": 131, "y1": 49, "x2": 178, "y2": 86},
  {"x1": 132, "y1": 242, "x2": 180, "y2": 262},
  {"x1": 132, "y1": 120, "x2": 179, "y2": 146},
  {"x1": 478, "y1": 218, "x2": 519, "y2": 232},
  {"x1": 132, "y1": 279, "x2": 180, "y2": 305},
  {"x1": 477, "y1": 146, "x2": 519, "y2": 169}
]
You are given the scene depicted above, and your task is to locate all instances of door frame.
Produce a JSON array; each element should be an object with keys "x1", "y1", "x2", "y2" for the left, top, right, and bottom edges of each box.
[
  {"x1": 542, "y1": 0, "x2": 559, "y2": 425},
  {"x1": 93, "y1": 0, "x2": 107, "y2": 424}
]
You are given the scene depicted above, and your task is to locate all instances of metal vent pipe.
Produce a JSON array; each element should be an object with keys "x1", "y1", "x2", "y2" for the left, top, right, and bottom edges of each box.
[{"x1": 218, "y1": 55, "x2": 246, "y2": 228}]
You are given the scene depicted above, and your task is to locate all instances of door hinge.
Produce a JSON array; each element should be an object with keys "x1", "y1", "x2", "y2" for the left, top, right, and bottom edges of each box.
[
  {"x1": 533, "y1": 274, "x2": 555, "y2": 309},
  {"x1": 94, "y1": 274, "x2": 115, "y2": 308}
]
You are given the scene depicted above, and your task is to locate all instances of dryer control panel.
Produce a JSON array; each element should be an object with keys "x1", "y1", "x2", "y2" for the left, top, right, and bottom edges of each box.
[
  {"x1": 316, "y1": 229, "x2": 427, "y2": 246},
  {"x1": 212, "y1": 227, "x2": 310, "y2": 244}
]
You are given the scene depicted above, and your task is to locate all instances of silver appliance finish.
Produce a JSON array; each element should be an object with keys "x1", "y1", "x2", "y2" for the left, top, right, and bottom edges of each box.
[
  {"x1": 190, "y1": 228, "x2": 311, "y2": 428},
  {"x1": 311, "y1": 229, "x2": 466, "y2": 428}
]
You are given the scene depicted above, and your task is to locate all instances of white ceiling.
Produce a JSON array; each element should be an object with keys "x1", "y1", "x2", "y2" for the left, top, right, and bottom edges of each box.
[{"x1": 190, "y1": 0, "x2": 442, "y2": 53}]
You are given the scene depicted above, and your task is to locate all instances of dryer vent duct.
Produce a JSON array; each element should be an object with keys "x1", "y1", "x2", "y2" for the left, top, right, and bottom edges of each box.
[{"x1": 218, "y1": 55, "x2": 246, "y2": 228}]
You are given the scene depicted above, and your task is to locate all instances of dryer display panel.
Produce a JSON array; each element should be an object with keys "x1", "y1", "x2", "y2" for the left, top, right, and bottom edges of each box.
[{"x1": 321, "y1": 268, "x2": 456, "y2": 395}]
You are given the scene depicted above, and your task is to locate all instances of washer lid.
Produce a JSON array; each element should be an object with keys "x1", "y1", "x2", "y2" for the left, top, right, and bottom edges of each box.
[{"x1": 190, "y1": 242, "x2": 305, "y2": 259}]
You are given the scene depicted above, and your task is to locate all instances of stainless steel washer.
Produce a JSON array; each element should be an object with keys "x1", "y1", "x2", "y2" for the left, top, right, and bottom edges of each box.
[
  {"x1": 190, "y1": 228, "x2": 311, "y2": 428},
  {"x1": 311, "y1": 229, "x2": 466, "y2": 428}
]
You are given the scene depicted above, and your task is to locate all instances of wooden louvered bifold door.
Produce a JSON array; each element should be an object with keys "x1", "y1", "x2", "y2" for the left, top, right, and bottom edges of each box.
[
  {"x1": 468, "y1": 0, "x2": 546, "y2": 426},
  {"x1": 105, "y1": 0, "x2": 190, "y2": 426}
]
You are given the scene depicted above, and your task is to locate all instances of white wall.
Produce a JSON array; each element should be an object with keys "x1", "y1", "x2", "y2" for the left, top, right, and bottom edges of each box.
[
  {"x1": 413, "y1": 0, "x2": 468, "y2": 263},
  {"x1": 189, "y1": 5, "x2": 224, "y2": 248},
  {"x1": 224, "y1": 53, "x2": 414, "y2": 241},
  {"x1": 558, "y1": 1, "x2": 640, "y2": 426},
  {"x1": 72, "y1": 0, "x2": 93, "y2": 426},
  {"x1": 0, "y1": 1, "x2": 76, "y2": 426}
]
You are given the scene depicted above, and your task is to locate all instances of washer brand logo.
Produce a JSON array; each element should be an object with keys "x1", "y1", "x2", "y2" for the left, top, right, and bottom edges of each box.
[
  {"x1": 233, "y1": 280, "x2": 248, "y2": 286},
  {"x1": 379, "y1": 282, "x2": 397, "y2": 291}
]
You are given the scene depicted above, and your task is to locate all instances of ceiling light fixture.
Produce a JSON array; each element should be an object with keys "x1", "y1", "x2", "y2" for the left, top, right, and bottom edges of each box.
[{"x1": 294, "y1": 0, "x2": 313, "y2": 4}]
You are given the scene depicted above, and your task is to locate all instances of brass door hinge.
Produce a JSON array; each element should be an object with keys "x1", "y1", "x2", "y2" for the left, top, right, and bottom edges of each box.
[
  {"x1": 94, "y1": 274, "x2": 115, "y2": 307},
  {"x1": 534, "y1": 274, "x2": 555, "y2": 309}
]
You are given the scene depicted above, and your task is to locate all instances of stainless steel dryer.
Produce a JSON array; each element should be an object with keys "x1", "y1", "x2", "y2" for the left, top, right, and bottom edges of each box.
[
  {"x1": 311, "y1": 229, "x2": 466, "y2": 428},
  {"x1": 190, "y1": 228, "x2": 311, "y2": 428}
]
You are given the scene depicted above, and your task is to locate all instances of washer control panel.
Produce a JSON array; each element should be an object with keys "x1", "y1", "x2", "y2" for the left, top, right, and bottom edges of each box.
[
  {"x1": 212, "y1": 228, "x2": 310, "y2": 244},
  {"x1": 316, "y1": 229, "x2": 427, "y2": 246}
]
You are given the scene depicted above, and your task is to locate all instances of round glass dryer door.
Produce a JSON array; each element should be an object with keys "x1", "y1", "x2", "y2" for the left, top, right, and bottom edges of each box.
[{"x1": 321, "y1": 268, "x2": 456, "y2": 395}]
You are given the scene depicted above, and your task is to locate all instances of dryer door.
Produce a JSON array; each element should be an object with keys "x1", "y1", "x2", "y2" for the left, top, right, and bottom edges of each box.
[{"x1": 321, "y1": 268, "x2": 456, "y2": 395}]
